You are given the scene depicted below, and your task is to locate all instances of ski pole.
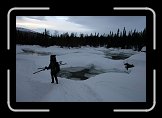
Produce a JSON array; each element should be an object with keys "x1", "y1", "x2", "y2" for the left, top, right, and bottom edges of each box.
[
  {"x1": 37, "y1": 67, "x2": 45, "y2": 69},
  {"x1": 33, "y1": 68, "x2": 46, "y2": 74}
]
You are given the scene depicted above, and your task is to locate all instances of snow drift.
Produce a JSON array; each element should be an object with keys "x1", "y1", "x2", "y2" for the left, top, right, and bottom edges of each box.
[{"x1": 16, "y1": 45, "x2": 146, "y2": 102}]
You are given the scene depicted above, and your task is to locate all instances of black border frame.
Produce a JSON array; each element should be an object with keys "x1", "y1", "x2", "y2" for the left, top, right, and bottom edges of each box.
[{"x1": 8, "y1": 7, "x2": 155, "y2": 112}]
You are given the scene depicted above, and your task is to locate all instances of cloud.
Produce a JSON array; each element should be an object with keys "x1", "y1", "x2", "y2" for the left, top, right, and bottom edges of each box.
[
  {"x1": 16, "y1": 16, "x2": 46, "y2": 21},
  {"x1": 27, "y1": 16, "x2": 46, "y2": 20},
  {"x1": 68, "y1": 16, "x2": 146, "y2": 33},
  {"x1": 16, "y1": 16, "x2": 94, "y2": 33},
  {"x1": 16, "y1": 16, "x2": 146, "y2": 35},
  {"x1": 16, "y1": 17, "x2": 48, "y2": 29},
  {"x1": 55, "y1": 16, "x2": 69, "y2": 21}
]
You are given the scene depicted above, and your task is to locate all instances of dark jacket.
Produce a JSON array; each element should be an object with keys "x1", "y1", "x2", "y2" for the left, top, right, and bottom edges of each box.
[{"x1": 46, "y1": 61, "x2": 60, "y2": 74}]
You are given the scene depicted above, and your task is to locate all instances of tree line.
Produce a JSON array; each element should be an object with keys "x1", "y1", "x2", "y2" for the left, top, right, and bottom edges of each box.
[{"x1": 16, "y1": 27, "x2": 146, "y2": 51}]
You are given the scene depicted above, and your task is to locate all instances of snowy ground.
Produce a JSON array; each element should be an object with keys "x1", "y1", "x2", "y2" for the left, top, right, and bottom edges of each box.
[{"x1": 16, "y1": 45, "x2": 146, "y2": 102}]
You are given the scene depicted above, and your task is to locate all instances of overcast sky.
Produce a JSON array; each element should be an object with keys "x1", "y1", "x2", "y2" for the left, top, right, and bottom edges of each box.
[{"x1": 16, "y1": 16, "x2": 146, "y2": 35}]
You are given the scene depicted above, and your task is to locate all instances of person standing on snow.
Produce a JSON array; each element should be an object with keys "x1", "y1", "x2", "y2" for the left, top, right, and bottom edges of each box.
[{"x1": 45, "y1": 55, "x2": 60, "y2": 84}]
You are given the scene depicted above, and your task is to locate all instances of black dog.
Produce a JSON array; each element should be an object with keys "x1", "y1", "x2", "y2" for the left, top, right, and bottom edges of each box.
[{"x1": 124, "y1": 63, "x2": 134, "y2": 70}]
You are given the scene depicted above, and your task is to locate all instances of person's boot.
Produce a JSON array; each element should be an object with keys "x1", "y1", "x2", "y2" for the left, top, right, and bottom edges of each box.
[{"x1": 51, "y1": 79, "x2": 54, "y2": 83}]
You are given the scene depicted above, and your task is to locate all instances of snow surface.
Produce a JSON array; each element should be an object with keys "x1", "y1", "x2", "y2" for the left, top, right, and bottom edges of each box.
[{"x1": 16, "y1": 45, "x2": 146, "y2": 102}]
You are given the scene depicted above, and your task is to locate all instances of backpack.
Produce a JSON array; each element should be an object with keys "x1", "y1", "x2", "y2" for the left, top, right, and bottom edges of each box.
[{"x1": 56, "y1": 62, "x2": 60, "y2": 73}]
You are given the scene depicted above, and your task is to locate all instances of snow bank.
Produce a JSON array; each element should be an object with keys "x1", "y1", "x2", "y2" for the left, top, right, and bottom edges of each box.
[
  {"x1": 16, "y1": 45, "x2": 145, "y2": 102},
  {"x1": 141, "y1": 46, "x2": 146, "y2": 52}
]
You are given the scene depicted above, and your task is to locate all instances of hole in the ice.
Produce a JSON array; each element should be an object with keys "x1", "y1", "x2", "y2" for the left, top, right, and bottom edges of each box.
[
  {"x1": 58, "y1": 65, "x2": 130, "y2": 80},
  {"x1": 58, "y1": 65, "x2": 104, "y2": 80},
  {"x1": 58, "y1": 64, "x2": 130, "y2": 80},
  {"x1": 104, "y1": 50, "x2": 135, "y2": 60}
]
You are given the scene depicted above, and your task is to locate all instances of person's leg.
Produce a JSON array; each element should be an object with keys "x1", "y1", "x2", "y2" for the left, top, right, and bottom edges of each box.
[
  {"x1": 51, "y1": 74, "x2": 54, "y2": 83},
  {"x1": 54, "y1": 74, "x2": 58, "y2": 84}
]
